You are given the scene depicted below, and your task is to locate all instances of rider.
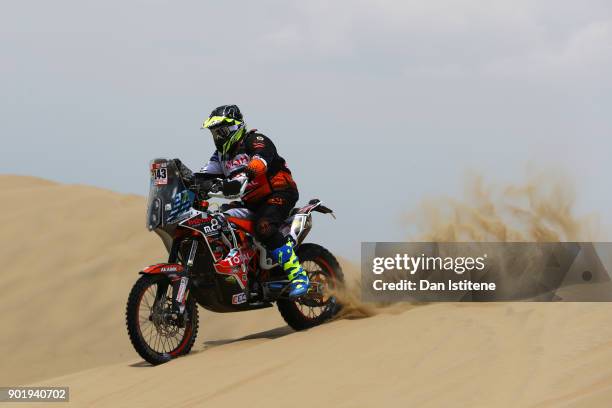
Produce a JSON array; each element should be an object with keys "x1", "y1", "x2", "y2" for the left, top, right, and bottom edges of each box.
[{"x1": 194, "y1": 105, "x2": 310, "y2": 298}]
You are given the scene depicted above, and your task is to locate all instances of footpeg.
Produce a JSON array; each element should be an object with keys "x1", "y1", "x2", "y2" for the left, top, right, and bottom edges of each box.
[{"x1": 265, "y1": 280, "x2": 289, "y2": 291}]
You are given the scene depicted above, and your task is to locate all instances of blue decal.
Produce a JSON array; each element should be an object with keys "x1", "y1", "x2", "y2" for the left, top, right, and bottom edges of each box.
[{"x1": 167, "y1": 190, "x2": 195, "y2": 222}]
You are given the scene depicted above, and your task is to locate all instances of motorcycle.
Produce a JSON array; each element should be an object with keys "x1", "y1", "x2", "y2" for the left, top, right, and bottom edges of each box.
[{"x1": 126, "y1": 158, "x2": 344, "y2": 365}]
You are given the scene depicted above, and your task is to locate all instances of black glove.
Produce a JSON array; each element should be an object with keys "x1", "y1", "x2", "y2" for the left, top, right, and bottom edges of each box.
[
  {"x1": 222, "y1": 179, "x2": 244, "y2": 196},
  {"x1": 192, "y1": 178, "x2": 215, "y2": 191},
  {"x1": 220, "y1": 201, "x2": 245, "y2": 212},
  {"x1": 191, "y1": 173, "x2": 220, "y2": 191}
]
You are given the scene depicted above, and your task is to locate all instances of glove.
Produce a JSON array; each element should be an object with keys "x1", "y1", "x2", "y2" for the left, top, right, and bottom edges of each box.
[
  {"x1": 192, "y1": 178, "x2": 215, "y2": 191},
  {"x1": 220, "y1": 201, "x2": 245, "y2": 212},
  {"x1": 191, "y1": 172, "x2": 220, "y2": 191},
  {"x1": 222, "y1": 178, "x2": 245, "y2": 196}
]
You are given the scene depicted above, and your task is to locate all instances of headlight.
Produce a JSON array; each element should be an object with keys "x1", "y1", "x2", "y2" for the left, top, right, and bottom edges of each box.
[{"x1": 147, "y1": 198, "x2": 162, "y2": 230}]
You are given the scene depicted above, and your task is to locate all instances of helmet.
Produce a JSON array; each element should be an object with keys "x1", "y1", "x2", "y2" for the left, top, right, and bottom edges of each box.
[{"x1": 202, "y1": 105, "x2": 245, "y2": 155}]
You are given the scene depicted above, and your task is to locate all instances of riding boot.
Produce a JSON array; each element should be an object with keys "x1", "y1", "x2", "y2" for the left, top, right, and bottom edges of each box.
[{"x1": 271, "y1": 240, "x2": 310, "y2": 298}]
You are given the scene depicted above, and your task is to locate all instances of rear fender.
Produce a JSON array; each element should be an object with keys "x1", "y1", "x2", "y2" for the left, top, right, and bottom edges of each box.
[
  {"x1": 294, "y1": 199, "x2": 334, "y2": 217},
  {"x1": 287, "y1": 199, "x2": 335, "y2": 245},
  {"x1": 140, "y1": 263, "x2": 184, "y2": 280}
]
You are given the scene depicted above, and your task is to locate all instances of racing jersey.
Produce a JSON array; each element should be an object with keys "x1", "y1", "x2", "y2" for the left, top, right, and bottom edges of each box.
[{"x1": 198, "y1": 130, "x2": 298, "y2": 203}]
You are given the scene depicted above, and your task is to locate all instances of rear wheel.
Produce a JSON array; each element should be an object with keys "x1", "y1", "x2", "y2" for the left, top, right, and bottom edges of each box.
[
  {"x1": 126, "y1": 274, "x2": 198, "y2": 365},
  {"x1": 277, "y1": 243, "x2": 344, "y2": 331}
]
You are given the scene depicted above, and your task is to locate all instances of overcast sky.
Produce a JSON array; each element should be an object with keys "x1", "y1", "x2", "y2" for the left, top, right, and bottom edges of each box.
[{"x1": 2, "y1": 1, "x2": 612, "y2": 258}]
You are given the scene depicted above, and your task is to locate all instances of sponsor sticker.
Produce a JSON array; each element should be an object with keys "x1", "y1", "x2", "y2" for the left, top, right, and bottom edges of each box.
[
  {"x1": 232, "y1": 292, "x2": 247, "y2": 305},
  {"x1": 176, "y1": 277, "x2": 188, "y2": 304},
  {"x1": 203, "y1": 218, "x2": 222, "y2": 235}
]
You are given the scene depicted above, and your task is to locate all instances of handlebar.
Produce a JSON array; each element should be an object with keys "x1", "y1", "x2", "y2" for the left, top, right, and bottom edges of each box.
[
  {"x1": 208, "y1": 179, "x2": 249, "y2": 200},
  {"x1": 171, "y1": 158, "x2": 246, "y2": 201},
  {"x1": 197, "y1": 178, "x2": 248, "y2": 200},
  {"x1": 207, "y1": 191, "x2": 232, "y2": 199}
]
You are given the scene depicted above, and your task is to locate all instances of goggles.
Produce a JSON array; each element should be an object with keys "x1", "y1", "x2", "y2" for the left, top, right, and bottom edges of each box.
[{"x1": 210, "y1": 124, "x2": 238, "y2": 142}]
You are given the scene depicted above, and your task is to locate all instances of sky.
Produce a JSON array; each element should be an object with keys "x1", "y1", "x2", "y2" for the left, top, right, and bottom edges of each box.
[{"x1": 2, "y1": 0, "x2": 612, "y2": 259}]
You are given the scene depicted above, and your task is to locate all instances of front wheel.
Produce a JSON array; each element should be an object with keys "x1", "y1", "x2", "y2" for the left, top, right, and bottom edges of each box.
[
  {"x1": 277, "y1": 243, "x2": 344, "y2": 331},
  {"x1": 126, "y1": 274, "x2": 198, "y2": 365}
]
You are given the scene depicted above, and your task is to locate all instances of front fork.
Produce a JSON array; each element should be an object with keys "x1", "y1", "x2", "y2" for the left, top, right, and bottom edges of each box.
[{"x1": 170, "y1": 240, "x2": 198, "y2": 318}]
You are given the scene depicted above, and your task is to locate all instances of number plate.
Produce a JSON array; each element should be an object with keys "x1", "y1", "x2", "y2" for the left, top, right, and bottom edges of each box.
[{"x1": 151, "y1": 163, "x2": 168, "y2": 185}]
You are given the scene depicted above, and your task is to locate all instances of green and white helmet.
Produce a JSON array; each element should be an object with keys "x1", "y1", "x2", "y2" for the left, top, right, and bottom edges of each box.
[{"x1": 202, "y1": 105, "x2": 245, "y2": 155}]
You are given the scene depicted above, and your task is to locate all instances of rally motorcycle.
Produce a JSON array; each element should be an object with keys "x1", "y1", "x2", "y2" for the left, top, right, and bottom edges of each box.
[{"x1": 126, "y1": 158, "x2": 344, "y2": 365}]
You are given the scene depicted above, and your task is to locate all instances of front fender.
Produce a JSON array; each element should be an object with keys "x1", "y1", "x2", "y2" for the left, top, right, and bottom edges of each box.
[{"x1": 140, "y1": 263, "x2": 184, "y2": 280}]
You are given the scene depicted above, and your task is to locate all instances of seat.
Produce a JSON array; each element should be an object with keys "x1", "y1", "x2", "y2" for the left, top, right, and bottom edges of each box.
[
  {"x1": 226, "y1": 216, "x2": 254, "y2": 234},
  {"x1": 223, "y1": 207, "x2": 254, "y2": 219},
  {"x1": 223, "y1": 204, "x2": 302, "y2": 234},
  {"x1": 223, "y1": 207, "x2": 255, "y2": 234}
]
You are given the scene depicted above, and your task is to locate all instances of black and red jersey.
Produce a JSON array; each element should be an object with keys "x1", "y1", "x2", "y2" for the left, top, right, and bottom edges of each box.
[{"x1": 199, "y1": 130, "x2": 298, "y2": 203}]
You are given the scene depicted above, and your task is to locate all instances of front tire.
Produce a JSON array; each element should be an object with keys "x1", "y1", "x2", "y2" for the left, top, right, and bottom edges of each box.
[
  {"x1": 277, "y1": 243, "x2": 344, "y2": 331},
  {"x1": 126, "y1": 274, "x2": 198, "y2": 365}
]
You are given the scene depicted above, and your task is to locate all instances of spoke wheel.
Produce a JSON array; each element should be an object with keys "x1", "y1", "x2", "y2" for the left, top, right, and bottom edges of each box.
[
  {"x1": 126, "y1": 275, "x2": 198, "y2": 365},
  {"x1": 293, "y1": 260, "x2": 334, "y2": 320},
  {"x1": 277, "y1": 244, "x2": 344, "y2": 331}
]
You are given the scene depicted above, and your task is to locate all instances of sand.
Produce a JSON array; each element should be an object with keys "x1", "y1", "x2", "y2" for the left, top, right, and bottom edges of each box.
[
  {"x1": 0, "y1": 175, "x2": 284, "y2": 386},
  {"x1": 2, "y1": 175, "x2": 612, "y2": 407}
]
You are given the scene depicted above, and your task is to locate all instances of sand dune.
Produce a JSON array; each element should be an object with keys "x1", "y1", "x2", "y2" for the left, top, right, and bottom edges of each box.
[
  {"x1": 0, "y1": 175, "x2": 285, "y2": 385},
  {"x1": 31, "y1": 303, "x2": 612, "y2": 407},
  {"x1": 3, "y1": 175, "x2": 612, "y2": 407}
]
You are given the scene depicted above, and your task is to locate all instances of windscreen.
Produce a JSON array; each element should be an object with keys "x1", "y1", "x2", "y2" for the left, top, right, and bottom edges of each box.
[{"x1": 146, "y1": 158, "x2": 195, "y2": 231}]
